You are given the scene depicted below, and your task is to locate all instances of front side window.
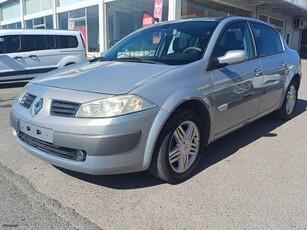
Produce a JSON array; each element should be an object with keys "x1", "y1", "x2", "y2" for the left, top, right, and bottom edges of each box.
[
  {"x1": 250, "y1": 23, "x2": 283, "y2": 57},
  {"x1": 214, "y1": 22, "x2": 255, "y2": 59},
  {"x1": 104, "y1": 21, "x2": 217, "y2": 65},
  {"x1": 0, "y1": 35, "x2": 21, "y2": 54}
]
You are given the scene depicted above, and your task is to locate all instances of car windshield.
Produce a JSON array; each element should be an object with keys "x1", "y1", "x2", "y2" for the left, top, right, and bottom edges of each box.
[{"x1": 104, "y1": 21, "x2": 217, "y2": 65}]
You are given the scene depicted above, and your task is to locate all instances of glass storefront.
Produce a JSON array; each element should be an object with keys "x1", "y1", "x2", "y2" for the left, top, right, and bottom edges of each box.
[
  {"x1": 259, "y1": 14, "x2": 284, "y2": 35},
  {"x1": 58, "y1": 0, "x2": 86, "y2": 7},
  {"x1": 26, "y1": 15, "x2": 53, "y2": 29},
  {"x1": 25, "y1": 0, "x2": 52, "y2": 15},
  {"x1": 106, "y1": 0, "x2": 169, "y2": 49},
  {"x1": 58, "y1": 5, "x2": 99, "y2": 52},
  {"x1": 2, "y1": 22, "x2": 22, "y2": 29},
  {"x1": 0, "y1": 0, "x2": 20, "y2": 21},
  {"x1": 181, "y1": 0, "x2": 251, "y2": 18}
]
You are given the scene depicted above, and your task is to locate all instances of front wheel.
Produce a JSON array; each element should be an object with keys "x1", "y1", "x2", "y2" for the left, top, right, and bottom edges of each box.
[
  {"x1": 149, "y1": 110, "x2": 205, "y2": 184},
  {"x1": 274, "y1": 80, "x2": 298, "y2": 120}
]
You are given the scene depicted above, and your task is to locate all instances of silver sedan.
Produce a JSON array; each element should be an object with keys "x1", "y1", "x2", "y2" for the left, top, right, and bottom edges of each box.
[{"x1": 11, "y1": 16, "x2": 301, "y2": 183}]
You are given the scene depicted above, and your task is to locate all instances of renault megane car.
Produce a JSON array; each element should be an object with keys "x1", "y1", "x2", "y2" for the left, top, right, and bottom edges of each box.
[{"x1": 10, "y1": 16, "x2": 301, "y2": 183}]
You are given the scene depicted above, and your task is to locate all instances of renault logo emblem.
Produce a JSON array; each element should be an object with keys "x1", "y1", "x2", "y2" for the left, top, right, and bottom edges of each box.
[{"x1": 34, "y1": 98, "x2": 43, "y2": 115}]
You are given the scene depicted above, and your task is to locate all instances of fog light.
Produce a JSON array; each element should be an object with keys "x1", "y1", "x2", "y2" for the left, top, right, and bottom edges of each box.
[{"x1": 75, "y1": 150, "x2": 87, "y2": 161}]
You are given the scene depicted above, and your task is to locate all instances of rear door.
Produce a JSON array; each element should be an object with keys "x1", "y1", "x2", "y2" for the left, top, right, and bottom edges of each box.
[
  {"x1": 250, "y1": 22, "x2": 288, "y2": 113},
  {"x1": 0, "y1": 34, "x2": 27, "y2": 81},
  {"x1": 23, "y1": 34, "x2": 60, "y2": 78},
  {"x1": 210, "y1": 21, "x2": 262, "y2": 136}
]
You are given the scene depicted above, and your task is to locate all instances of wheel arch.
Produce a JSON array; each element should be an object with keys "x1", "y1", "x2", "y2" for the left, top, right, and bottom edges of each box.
[
  {"x1": 174, "y1": 100, "x2": 211, "y2": 146},
  {"x1": 142, "y1": 97, "x2": 213, "y2": 170}
]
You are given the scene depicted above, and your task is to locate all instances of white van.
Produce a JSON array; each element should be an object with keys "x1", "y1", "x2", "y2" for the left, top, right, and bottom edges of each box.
[{"x1": 0, "y1": 29, "x2": 87, "y2": 81}]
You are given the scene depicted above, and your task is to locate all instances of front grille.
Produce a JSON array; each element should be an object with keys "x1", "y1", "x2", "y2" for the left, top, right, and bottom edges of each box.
[
  {"x1": 51, "y1": 100, "x2": 80, "y2": 117},
  {"x1": 18, "y1": 131, "x2": 80, "y2": 161},
  {"x1": 20, "y1": 93, "x2": 36, "y2": 109}
]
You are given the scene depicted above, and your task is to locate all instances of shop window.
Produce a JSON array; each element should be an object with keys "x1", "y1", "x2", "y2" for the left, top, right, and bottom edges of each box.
[
  {"x1": 58, "y1": 12, "x2": 68, "y2": 30},
  {"x1": 25, "y1": 0, "x2": 52, "y2": 15},
  {"x1": 26, "y1": 15, "x2": 53, "y2": 29},
  {"x1": 58, "y1": 0, "x2": 86, "y2": 7},
  {"x1": 269, "y1": 17, "x2": 284, "y2": 35},
  {"x1": 106, "y1": 0, "x2": 169, "y2": 49},
  {"x1": 181, "y1": 0, "x2": 251, "y2": 18},
  {"x1": 1, "y1": 22, "x2": 21, "y2": 29},
  {"x1": 259, "y1": 14, "x2": 268, "y2": 22},
  {"x1": 1, "y1": 1, "x2": 20, "y2": 21},
  {"x1": 26, "y1": 20, "x2": 33, "y2": 29},
  {"x1": 87, "y1": 6, "x2": 99, "y2": 52},
  {"x1": 58, "y1": 5, "x2": 99, "y2": 53}
]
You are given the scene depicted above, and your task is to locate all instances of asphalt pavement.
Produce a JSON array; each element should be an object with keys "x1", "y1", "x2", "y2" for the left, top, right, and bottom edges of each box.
[{"x1": 0, "y1": 61, "x2": 306, "y2": 229}]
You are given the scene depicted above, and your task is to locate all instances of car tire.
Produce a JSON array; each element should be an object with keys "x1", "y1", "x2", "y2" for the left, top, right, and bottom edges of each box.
[
  {"x1": 273, "y1": 80, "x2": 298, "y2": 120},
  {"x1": 149, "y1": 109, "x2": 205, "y2": 184}
]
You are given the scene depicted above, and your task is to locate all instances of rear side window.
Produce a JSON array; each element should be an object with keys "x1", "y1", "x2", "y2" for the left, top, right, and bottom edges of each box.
[
  {"x1": 0, "y1": 35, "x2": 21, "y2": 54},
  {"x1": 23, "y1": 35, "x2": 57, "y2": 51},
  {"x1": 45, "y1": 35, "x2": 57, "y2": 49},
  {"x1": 250, "y1": 23, "x2": 283, "y2": 57},
  {"x1": 58, "y1": 35, "x2": 78, "y2": 48},
  {"x1": 23, "y1": 35, "x2": 46, "y2": 51}
]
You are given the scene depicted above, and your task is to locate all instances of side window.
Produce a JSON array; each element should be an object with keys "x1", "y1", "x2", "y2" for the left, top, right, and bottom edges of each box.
[
  {"x1": 0, "y1": 35, "x2": 21, "y2": 54},
  {"x1": 214, "y1": 22, "x2": 255, "y2": 59},
  {"x1": 58, "y1": 35, "x2": 78, "y2": 49},
  {"x1": 250, "y1": 23, "x2": 283, "y2": 57},
  {"x1": 272, "y1": 30, "x2": 283, "y2": 53},
  {"x1": 45, "y1": 35, "x2": 57, "y2": 49},
  {"x1": 23, "y1": 35, "x2": 47, "y2": 51}
]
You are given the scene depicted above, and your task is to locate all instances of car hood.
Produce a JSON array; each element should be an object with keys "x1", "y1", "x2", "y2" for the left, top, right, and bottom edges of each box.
[{"x1": 33, "y1": 61, "x2": 177, "y2": 95}]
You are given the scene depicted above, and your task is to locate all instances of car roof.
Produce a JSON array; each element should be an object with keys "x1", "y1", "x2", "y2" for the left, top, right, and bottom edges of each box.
[
  {"x1": 0, "y1": 29, "x2": 81, "y2": 36},
  {"x1": 155, "y1": 16, "x2": 274, "y2": 28}
]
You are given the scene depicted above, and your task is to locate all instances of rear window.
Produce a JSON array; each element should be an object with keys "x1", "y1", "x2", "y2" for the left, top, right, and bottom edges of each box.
[{"x1": 58, "y1": 35, "x2": 78, "y2": 48}]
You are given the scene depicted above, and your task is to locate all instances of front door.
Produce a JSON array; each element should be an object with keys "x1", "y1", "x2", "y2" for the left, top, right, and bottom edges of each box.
[{"x1": 210, "y1": 21, "x2": 262, "y2": 136}]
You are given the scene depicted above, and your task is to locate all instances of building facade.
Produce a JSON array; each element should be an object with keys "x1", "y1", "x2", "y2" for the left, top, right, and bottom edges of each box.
[{"x1": 1, "y1": 0, "x2": 307, "y2": 57}]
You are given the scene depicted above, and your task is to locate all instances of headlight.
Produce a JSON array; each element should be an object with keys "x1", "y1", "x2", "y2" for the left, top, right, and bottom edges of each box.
[
  {"x1": 16, "y1": 83, "x2": 29, "y2": 103},
  {"x1": 75, "y1": 95, "x2": 156, "y2": 118}
]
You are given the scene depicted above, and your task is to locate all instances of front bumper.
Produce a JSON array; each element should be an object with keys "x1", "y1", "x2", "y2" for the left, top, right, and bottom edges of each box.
[{"x1": 10, "y1": 85, "x2": 164, "y2": 175}]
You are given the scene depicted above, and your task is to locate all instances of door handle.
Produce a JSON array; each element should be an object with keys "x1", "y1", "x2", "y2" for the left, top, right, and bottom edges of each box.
[
  {"x1": 281, "y1": 61, "x2": 288, "y2": 68},
  {"x1": 29, "y1": 54, "x2": 37, "y2": 58},
  {"x1": 14, "y1": 56, "x2": 22, "y2": 59},
  {"x1": 253, "y1": 68, "x2": 262, "y2": 77}
]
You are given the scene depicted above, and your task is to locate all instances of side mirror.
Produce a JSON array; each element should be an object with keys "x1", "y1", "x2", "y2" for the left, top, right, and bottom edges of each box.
[{"x1": 218, "y1": 50, "x2": 248, "y2": 65}]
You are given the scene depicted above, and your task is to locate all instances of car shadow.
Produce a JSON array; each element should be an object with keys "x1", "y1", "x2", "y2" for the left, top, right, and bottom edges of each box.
[
  {"x1": 57, "y1": 99, "x2": 307, "y2": 189},
  {"x1": 0, "y1": 80, "x2": 28, "y2": 89}
]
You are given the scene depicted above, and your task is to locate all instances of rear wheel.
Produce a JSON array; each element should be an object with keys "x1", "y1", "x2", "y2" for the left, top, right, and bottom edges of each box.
[
  {"x1": 274, "y1": 80, "x2": 298, "y2": 120},
  {"x1": 149, "y1": 109, "x2": 205, "y2": 184}
]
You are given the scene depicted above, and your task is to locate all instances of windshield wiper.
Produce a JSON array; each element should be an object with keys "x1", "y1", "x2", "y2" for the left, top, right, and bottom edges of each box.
[
  {"x1": 116, "y1": 57, "x2": 165, "y2": 65},
  {"x1": 88, "y1": 56, "x2": 109, "y2": 63}
]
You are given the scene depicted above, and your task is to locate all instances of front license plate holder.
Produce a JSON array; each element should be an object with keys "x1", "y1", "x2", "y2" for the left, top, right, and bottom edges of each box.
[{"x1": 19, "y1": 120, "x2": 53, "y2": 143}]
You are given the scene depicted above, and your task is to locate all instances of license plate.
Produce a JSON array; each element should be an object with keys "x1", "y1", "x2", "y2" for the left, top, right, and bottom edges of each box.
[{"x1": 19, "y1": 120, "x2": 53, "y2": 143}]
